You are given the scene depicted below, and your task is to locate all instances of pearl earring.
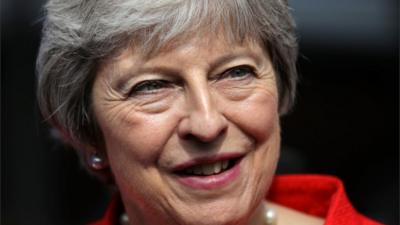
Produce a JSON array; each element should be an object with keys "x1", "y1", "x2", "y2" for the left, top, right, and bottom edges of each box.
[{"x1": 90, "y1": 152, "x2": 104, "y2": 170}]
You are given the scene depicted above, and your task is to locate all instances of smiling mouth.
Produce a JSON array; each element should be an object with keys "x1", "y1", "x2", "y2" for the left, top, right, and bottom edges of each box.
[
  {"x1": 172, "y1": 154, "x2": 244, "y2": 190},
  {"x1": 175, "y1": 157, "x2": 241, "y2": 176}
]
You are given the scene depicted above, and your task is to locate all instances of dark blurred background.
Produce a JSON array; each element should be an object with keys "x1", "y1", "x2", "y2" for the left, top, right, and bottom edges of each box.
[{"x1": 1, "y1": 0, "x2": 399, "y2": 224}]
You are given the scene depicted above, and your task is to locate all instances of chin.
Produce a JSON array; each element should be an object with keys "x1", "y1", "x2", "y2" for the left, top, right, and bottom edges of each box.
[
  {"x1": 159, "y1": 147, "x2": 277, "y2": 225},
  {"x1": 169, "y1": 180, "x2": 266, "y2": 225},
  {"x1": 175, "y1": 202, "x2": 251, "y2": 225}
]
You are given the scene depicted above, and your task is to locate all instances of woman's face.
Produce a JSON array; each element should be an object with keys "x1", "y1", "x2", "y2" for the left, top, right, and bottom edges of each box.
[{"x1": 92, "y1": 34, "x2": 281, "y2": 225}]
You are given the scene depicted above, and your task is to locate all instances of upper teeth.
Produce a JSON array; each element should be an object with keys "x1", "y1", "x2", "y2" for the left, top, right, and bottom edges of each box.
[{"x1": 184, "y1": 160, "x2": 229, "y2": 176}]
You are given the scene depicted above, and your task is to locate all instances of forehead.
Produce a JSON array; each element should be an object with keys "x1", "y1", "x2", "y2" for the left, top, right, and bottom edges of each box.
[{"x1": 101, "y1": 33, "x2": 267, "y2": 74}]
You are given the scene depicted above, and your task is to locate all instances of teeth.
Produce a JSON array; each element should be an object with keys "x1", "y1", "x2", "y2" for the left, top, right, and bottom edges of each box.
[
  {"x1": 185, "y1": 168, "x2": 193, "y2": 174},
  {"x1": 222, "y1": 160, "x2": 229, "y2": 170},
  {"x1": 193, "y1": 166, "x2": 202, "y2": 175},
  {"x1": 202, "y1": 164, "x2": 215, "y2": 175},
  {"x1": 214, "y1": 162, "x2": 222, "y2": 174},
  {"x1": 183, "y1": 160, "x2": 230, "y2": 176}
]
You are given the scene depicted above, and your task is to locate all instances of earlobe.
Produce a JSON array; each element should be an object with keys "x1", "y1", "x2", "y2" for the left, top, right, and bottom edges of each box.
[
  {"x1": 53, "y1": 128, "x2": 110, "y2": 170},
  {"x1": 89, "y1": 151, "x2": 106, "y2": 169},
  {"x1": 83, "y1": 146, "x2": 115, "y2": 184},
  {"x1": 86, "y1": 149, "x2": 109, "y2": 170}
]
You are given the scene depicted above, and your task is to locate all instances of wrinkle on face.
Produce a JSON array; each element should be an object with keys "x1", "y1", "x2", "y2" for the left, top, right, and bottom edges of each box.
[{"x1": 91, "y1": 33, "x2": 281, "y2": 225}]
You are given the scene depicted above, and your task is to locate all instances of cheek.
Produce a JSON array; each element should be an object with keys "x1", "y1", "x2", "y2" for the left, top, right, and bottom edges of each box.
[
  {"x1": 240, "y1": 91, "x2": 280, "y2": 198},
  {"x1": 224, "y1": 90, "x2": 279, "y2": 143},
  {"x1": 97, "y1": 105, "x2": 180, "y2": 166},
  {"x1": 97, "y1": 108, "x2": 182, "y2": 204}
]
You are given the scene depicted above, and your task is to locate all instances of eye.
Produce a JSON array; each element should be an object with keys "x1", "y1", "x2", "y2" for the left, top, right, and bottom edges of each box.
[
  {"x1": 128, "y1": 80, "x2": 172, "y2": 96},
  {"x1": 219, "y1": 65, "x2": 256, "y2": 80}
]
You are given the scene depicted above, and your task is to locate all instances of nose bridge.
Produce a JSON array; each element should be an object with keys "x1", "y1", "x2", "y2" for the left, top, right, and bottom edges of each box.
[
  {"x1": 178, "y1": 77, "x2": 227, "y2": 142},
  {"x1": 191, "y1": 80, "x2": 215, "y2": 119}
]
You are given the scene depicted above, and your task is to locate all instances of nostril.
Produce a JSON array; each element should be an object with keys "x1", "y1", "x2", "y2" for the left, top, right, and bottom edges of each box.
[
  {"x1": 181, "y1": 133, "x2": 202, "y2": 142},
  {"x1": 182, "y1": 126, "x2": 227, "y2": 143},
  {"x1": 177, "y1": 110, "x2": 228, "y2": 142}
]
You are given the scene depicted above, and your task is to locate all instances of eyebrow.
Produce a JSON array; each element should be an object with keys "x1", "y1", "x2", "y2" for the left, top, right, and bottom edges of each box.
[
  {"x1": 113, "y1": 51, "x2": 264, "y2": 92},
  {"x1": 208, "y1": 51, "x2": 263, "y2": 73},
  {"x1": 114, "y1": 66, "x2": 181, "y2": 92}
]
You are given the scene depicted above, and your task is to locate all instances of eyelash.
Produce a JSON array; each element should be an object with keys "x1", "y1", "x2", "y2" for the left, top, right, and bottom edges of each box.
[
  {"x1": 128, "y1": 80, "x2": 172, "y2": 96},
  {"x1": 127, "y1": 65, "x2": 256, "y2": 97},
  {"x1": 218, "y1": 65, "x2": 256, "y2": 80}
]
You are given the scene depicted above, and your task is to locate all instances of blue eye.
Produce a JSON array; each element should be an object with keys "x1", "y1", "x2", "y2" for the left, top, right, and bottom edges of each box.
[
  {"x1": 129, "y1": 80, "x2": 170, "y2": 96},
  {"x1": 221, "y1": 66, "x2": 255, "y2": 80}
]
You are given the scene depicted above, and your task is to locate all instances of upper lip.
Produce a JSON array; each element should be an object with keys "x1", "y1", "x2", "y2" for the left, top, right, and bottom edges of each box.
[{"x1": 171, "y1": 152, "x2": 245, "y2": 173}]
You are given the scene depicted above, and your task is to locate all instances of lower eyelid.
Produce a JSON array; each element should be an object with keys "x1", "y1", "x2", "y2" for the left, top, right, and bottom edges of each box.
[
  {"x1": 129, "y1": 80, "x2": 169, "y2": 93},
  {"x1": 226, "y1": 66, "x2": 256, "y2": 77},
  {"x1": 129, "y1": 88, "x2": 164, "y2": 98},
  {"x1": 229, "y1": 71, "x2": 256, "y2": 80},
  {"x1": 128, "y1": 84, "x2": 179, "y2": 98}
]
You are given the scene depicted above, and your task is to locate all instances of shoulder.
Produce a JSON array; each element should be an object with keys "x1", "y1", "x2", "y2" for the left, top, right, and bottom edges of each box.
[
  {"x1": 88, "y1": 195, "x2": 121, "y2": 225},
  {"x1": 268, "y1": 201, "x2": 324, "y2": 225},
  {"x1": 267, "y1": 174, "x2": 384, "y2": 225}
]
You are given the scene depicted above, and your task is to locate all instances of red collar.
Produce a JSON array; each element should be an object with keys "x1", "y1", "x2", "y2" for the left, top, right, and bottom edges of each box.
[
  {"x1": 267, "y1": 175, "x2": 382, "y2": 225},
  {"x1": 89, "y1": 175, "x2": 383, "y2": 225}
]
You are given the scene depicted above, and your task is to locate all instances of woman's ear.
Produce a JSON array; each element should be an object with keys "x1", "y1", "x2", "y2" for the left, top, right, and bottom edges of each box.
[
  {"x1": 85, "y1": 147, "x2": 110, "y2": 170},
  {"x1": 62, "y1": 130, "x2": 112, "y2": 182},
  {"x1": 52, "y1": 127, "x2": 115, "y2": 183},
  {"x1": 83, "y1": 145, "x2": 115, "y2": 184},
  {"x1": 55, "y1": 128, "x2": 108, "y2": 170}
]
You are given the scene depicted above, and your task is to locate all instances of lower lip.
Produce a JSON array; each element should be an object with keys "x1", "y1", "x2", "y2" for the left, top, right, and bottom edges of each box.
[{"x1": 175, "y1": 159, "x2": 242, "y2": 190}]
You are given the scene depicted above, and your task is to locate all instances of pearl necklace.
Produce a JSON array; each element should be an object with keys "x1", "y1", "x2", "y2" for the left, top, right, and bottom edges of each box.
[
  {"x1": 119, "y1": 204, "x2": 277, "y2": 225},
  {"x1": 263, "y1": 206, "x2": 278, "y2": 225}
]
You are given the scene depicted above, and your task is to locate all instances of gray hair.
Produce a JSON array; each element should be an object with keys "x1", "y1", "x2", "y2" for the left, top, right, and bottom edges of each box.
[{"x1": 37, "y1": 0, "x2": 298, "y2": 147}]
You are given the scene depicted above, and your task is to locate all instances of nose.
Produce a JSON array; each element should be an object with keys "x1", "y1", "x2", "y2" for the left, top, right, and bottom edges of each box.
[{"x1": 177, "y1": 83, "x2": 228, "y2": 143}]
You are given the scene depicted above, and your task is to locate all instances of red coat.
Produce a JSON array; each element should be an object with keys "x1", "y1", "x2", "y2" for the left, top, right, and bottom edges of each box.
[{"x1": 90, "y1": 175, "x2": 384, "y2": 225}]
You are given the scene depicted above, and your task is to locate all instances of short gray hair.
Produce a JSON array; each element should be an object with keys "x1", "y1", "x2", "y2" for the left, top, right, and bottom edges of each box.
[{"x1": 37, "y1": 0, "x2": 298, "y2": 147}]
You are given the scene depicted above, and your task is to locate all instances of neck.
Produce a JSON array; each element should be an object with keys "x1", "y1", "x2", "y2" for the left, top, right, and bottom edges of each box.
[
  {"x1": 121, "y1": 201, "x2": 274, "y2": 225},
  {"x1": 246, "y1": 201, "x2": 267, "y2": 225}
]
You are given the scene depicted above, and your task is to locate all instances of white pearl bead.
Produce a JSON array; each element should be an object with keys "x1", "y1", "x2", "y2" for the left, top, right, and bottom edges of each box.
[
  {"x1": 120, "y1": 205, "x2": 278, "y2": 225},
  {"x1": 264, "y1": 207, "x2": 277, "y2": 225},
  {"x1": 120, "y1": 213, "x2": 129, "y2": 225}
]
